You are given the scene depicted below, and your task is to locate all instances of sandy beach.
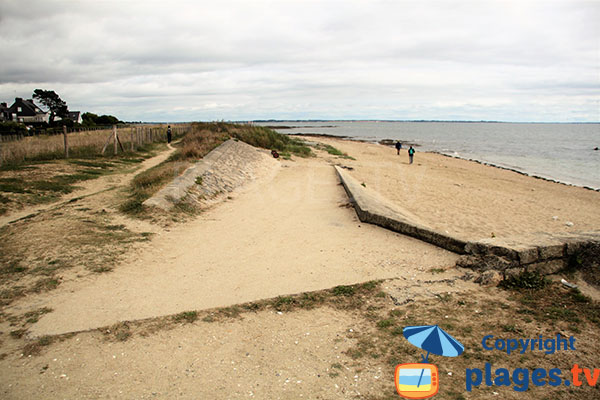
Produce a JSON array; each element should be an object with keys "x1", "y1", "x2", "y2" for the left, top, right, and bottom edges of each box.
[{"x1": 309, "y1": 137, "x2": 600, "y2": 242}]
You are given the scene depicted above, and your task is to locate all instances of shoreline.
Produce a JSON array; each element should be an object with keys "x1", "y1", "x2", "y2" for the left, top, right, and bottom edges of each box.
[
  {"x1": 301, "y1": 135, "x2": 600, "y2": 242},
  {"x1": 431, "y1": 151, "x2": 600, "y2": 193},
  {"x1": 291, "y1": 133, "x2": 600, "y2": 192}
]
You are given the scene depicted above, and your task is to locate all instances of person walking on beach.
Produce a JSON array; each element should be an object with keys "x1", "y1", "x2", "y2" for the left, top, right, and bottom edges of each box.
[
  {"x1": 395, "y1": 141, "x2": 402, "y2": 155},
  {"x1": 167, "y1": 125, "x2": 172, "y2": 144},
  {"x1": 408, "y1": 146, "x2": 415, "y2": 164}
]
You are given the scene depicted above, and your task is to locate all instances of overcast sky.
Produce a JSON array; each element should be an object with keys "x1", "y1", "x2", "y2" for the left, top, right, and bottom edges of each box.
[{"x1": 0, "y1": 0, "x2": 598, "y2": 122}]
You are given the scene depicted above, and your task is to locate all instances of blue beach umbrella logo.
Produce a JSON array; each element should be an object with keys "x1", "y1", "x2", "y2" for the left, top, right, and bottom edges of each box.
[
  {"x1": 403, "y1": 325, "x2": 464, "y2": 362},
  {"x1": 395, "y1": 325, "x2": 464, "y2": 398}
]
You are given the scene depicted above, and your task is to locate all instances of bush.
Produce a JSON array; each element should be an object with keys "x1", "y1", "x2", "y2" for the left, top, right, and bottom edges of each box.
[{"x1": 0, "y1": 121, "x2": 27, "y2": 136}]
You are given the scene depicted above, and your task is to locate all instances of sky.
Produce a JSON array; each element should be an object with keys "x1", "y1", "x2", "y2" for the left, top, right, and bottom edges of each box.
[{"x1": 0, "y1": 0, "x2": 598, "y2": 122}]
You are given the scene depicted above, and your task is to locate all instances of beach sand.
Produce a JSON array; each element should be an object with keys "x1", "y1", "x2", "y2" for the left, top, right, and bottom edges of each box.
[{"x1": 308, "y1": 137, "x2": 600, "y2": 242}]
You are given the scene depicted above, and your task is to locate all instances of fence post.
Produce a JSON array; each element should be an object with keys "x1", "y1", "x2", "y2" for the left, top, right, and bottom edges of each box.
[
  {"x1": 130, "y1": 127, "x2": 134, "y2": 151},
  {"x1": 113, "y1": 125, "x2": 118, "y2": 155},
  {"x1": 63, "y1": 125, "x2": 69, "y2": 158}
]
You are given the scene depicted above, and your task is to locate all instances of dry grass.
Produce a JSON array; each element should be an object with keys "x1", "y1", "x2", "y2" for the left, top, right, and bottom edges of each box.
[{"x1": 0, "y1": 125, "x2": 188, "y2": 166}]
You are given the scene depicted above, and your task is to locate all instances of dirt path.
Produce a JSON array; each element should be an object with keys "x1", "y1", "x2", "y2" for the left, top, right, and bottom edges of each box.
[
  {"x1": 0, "y1": 144, "x2": 177, "y2": 228},
  {"x1": 22, "y1": 155, "x2": 458, "y2": 337}
]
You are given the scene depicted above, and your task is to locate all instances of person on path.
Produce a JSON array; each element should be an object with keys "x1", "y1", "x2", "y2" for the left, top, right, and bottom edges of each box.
[
  {"x1": 167, "y1": 125, "x2": 172, "y2": 144},
  {"x1": 408, "y1": 146, "x2": 415, "y2": 164},
  {"x1": 395, "y1": 141, "x2": 402, "y2": 155}
]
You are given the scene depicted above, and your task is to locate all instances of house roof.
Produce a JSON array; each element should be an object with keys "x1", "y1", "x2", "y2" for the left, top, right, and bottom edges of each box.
[{"x1": 8, "y1": 98, "x2": 46, "y2": 117}]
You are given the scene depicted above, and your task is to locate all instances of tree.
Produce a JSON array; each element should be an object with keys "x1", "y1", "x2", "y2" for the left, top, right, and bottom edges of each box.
[
  {"x1": 32, "y1": 89, "x2": 69, "y2": 124},
  {"x1": 96, "y1": 115, "x2": 120, "y2": 125},
  {"x1": 82, "y1": 112, "x2": 121, "y2": 126},
  {"x1": 82, "y1": 112, "x2": 99, "y2": 126}
]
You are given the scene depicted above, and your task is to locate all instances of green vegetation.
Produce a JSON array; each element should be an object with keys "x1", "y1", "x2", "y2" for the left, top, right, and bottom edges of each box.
[
  {"x1": 332, "y1": 285, "x2": 355, "y2": 297},
  {"x1": 214, "y1": 122, "x2": 313, "y2": 157},
  {"x1": 310, "y1": 142, "x2": 355, "y2": 159},
  {"x1": 498, "y1": 270, "x2": 548, "y2": 290},
  {"x1": 173, "y1": 311, "x2": 199, "y2": 323},
  {"x1": 0, "y1": 146, "x2": 156, "y2": 214},
  {"x1": 0, "y1": 121, "x2": 28, "y2": 136},
  {"x1": 81, "y1": 112, "x2": 121, "y2": 126}
]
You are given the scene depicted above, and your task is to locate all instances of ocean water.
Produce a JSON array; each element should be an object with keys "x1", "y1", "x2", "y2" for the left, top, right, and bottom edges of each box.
[{"x1": 259, "y1": 121, "x2": 600, "y2": 190}]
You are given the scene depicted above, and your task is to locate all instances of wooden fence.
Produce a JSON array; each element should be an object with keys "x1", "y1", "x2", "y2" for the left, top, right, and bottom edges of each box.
[{"x1": 0, "y1": 124, "x2": 189, "y2": 165}]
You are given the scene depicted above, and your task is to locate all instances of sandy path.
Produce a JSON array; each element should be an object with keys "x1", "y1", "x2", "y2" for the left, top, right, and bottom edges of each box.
[
  {"x1": 24, "y1": 156, "x2": 457, "y2": 336},
  {"x1": 0, "y1": 144, "x2": 177, "y2": 228},
  {"x1": 309, "y1": 137, "x2": 600, "y2": 242}
]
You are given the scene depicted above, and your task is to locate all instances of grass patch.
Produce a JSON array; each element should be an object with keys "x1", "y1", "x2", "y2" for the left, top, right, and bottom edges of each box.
[
  {"x1": 23, "y1": 307, "x2": 53, "y2": 324},
  {"x1": 103, "y1": 322, "x2": 131, "y2": 342},
  {"x1": 376, "y1": 319, "x2": 395, "y2": 329},
  {"x1": 307, "y1": 142, "x2": 355, "y2": 159},
  {"x1": 332, "y1": 285, "x2": 355, "y2": 297},
  {"x1": 216, "y1": 122, "x2": 312, "y2": 158},
  {"x1": 23, "y1": 335, "x2": 54, "y2": 356},
  {"x1": 10, "y1": 329, "x2": 27, "y2": 339},
  {"x1": 173, "y1": 311, "x2": 199, "y2": 323},
  {"x1": 499, "y1": 270, "x2": 548, "y2": 290},
  {"x1": 31, "y1": 277, "x2": 61, "y2": 293},
  {"x1": 429, "y1": 267, "x2": 445, "y2": 274}
]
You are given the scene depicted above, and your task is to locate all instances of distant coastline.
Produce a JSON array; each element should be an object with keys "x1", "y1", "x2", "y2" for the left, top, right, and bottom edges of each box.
[{"x1": 250, "y1": 119, "x2": 600, "y2": 124}]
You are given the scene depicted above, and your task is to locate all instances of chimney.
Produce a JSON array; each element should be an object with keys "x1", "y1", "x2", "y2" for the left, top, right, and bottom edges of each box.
[
  {"x1": 1, "y1": 102, "x2": 6, "y2": 107},
  {"x1": 15, "y1": 97, "x2": 22, "y2": 102}
]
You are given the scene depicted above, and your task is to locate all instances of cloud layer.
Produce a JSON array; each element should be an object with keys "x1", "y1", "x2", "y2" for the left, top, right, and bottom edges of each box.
[{"x1": 0, "y1": 0, "x2": 598, "y2": 122}]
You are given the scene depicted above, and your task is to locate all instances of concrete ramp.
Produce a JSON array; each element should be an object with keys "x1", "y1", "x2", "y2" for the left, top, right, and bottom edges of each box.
[{"x1": 334, "y1": 165, "x2": 468, "y2": 254}]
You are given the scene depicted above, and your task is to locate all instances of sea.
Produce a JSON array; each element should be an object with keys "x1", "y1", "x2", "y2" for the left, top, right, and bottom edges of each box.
[{"x1": 257, "y1": 121, "x2": 600, "y2": 190}]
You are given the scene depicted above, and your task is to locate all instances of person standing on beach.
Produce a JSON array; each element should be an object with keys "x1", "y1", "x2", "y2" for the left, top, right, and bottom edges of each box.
[
  {"x1": 395, "y1": 141, "x2": 402, "y2": 155},
  {"x1": 167, "y1": 125, "x2": 172, "y2": 144},
  {"x1": 408, "y1": 146, "x2": 415, "y2": 164}
]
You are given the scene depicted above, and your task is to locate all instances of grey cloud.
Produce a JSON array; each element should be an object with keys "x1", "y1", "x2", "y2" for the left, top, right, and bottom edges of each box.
[{"x1": 0, "y1": 0, "x2": 598, "y2": 122}]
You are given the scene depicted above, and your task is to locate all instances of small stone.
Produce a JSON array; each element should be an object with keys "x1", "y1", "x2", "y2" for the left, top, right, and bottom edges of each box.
[
  {"x1": 474, "y1": 270, "x2": 503, "y2": 286},
  {"x1": 565, "y1": 221, "x2": 574, "y2": 227}
]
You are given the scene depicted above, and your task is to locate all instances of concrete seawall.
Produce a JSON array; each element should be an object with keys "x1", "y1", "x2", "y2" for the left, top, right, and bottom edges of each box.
[
  {"x1": 144, "y1": 139, "x2": 277, "y2": 210},
  {"x1": 334, "y1": 165, "x2": 600, "y2": 276}
]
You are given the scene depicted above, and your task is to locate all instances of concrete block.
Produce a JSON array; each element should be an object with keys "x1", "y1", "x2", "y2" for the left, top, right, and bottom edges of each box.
[
  {"x1": 527, "y1": 259, "x2": 565, "y2": 275},
  {"x1": 516, "y1": 247, "x2": 539, "y2": 264},
  {"x1": 504, "y1": 267, "x2": 525, "y2": 279},
  {"x1": 538, "y1": 243, "x2": 565, "y2": 260}
]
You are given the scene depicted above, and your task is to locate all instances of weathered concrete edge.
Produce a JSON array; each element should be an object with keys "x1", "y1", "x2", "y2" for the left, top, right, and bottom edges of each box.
[
  {"x1": 466, "y1": 231, "x2": 600, "y2": 261},
  {"x1": 143, "y1": 139, "x2": 235, "y2": 210},
  {"x1": 334, "y1": 165, "x2": 468, "y2": 254}
]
